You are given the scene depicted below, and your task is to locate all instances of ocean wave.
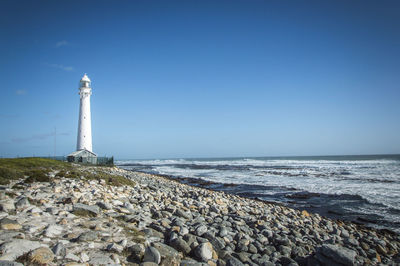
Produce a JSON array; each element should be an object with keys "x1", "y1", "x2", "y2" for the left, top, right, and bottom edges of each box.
[{"x1": 117, "y1": 155, "x2": 400, "y2": 231}]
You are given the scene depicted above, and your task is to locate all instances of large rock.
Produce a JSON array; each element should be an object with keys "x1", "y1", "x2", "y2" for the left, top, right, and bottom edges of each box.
[
  {"x1": 0, "y1": 201, "x2": 15, "y2": 212},
  {"x1": 128, "y1": 243, "x2": 145, "y2": 262},
  {"x1": 73, "y1": 203, "x2": 100, "y2": 217},
  {"x1": 96, "y1": 201, "x2": 112, "y2": 210},
  {"x1": 194, "y1": 242, "x2": 213, "y2": 262},
  {"x1": 15, "y1": 197, "x2": 30, "y2": 209},
  {"x1": 170, "y1": 238, "x2": 191, "y2": 255},
  {"x1": 0, "y1": 218, "x2": 21, "y2": 230},
  {"x1": 152, "y1": 242, "x2": 181, "y2": 265},
  {"x1": 0, "y1": 239, "x2": 41, "y2": 261},
  {"x1": 77, "y1": 231, "x2": 98, "y2": 242},
  {"x1": 316, "y1": 244, "x2": 357, "y2": 266},
  {"x1": 88, "y1": 252, "x2": 116, "y2": 265},
  {"x1": 195, "y1": 225, "x2": 207, "y2": 236},
  {"x1": 52, "y1": 242, "x2": 66, "y2": 257},
  {"x1": 27, "y1": 247, "x2": 54, "y2": 264},
  {"x1": 45, "y1": 224, "x2": 63, "y2": 237},
  {"x1": 143, "y1": 247, "x2": 161, "y2": 264}
]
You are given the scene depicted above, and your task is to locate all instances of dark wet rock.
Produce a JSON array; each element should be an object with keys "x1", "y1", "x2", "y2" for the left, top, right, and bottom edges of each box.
[
  {"x1": 170, "y1": 237, "x2": 191, "y2": 255},
  {"x1": 278, "y1": 256, "x2": 298, "y2": 266},
  {"x1": 315, "y1": 244, "x2": 356, "y2": 266},
  {"x1": 226, "y1": 257, "x2": 245, "y2": 266}
]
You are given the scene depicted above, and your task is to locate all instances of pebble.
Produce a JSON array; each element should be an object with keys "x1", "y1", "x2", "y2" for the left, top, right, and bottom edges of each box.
[{"x1": 0, "y1": 165, "x2": 397, "y2": 266}]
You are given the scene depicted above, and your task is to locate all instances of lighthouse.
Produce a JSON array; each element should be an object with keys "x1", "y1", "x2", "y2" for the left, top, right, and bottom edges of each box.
[
  {"x1": 76, "y1": 73, "x2": 93, "y2": 152},
  {"x1": 67, "y1": 74, "x2": 98, "y2": 164}
]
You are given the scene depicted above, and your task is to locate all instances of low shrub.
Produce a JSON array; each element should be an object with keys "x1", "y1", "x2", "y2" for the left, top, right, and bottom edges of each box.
[{"x1": 24, "y1": 169, "x2": 50, "y2": 183}]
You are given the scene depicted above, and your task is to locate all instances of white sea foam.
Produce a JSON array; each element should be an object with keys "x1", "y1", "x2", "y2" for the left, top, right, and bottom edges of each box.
[{"x1": 118, "y1": 156, "x2": 400, "y2": 229}]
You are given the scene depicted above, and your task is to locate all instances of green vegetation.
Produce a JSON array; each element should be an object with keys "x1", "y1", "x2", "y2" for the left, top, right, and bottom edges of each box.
[
  {"x1": 0, "y1": 157, "x2": 70, "y2": 185},
  {"x1": 0, "y1": 157, "x2": 70, "y2": 169},
  {"x1": 0, "y1": 157, "x2": 135, "y2": 188},
  {"x1": 84, "y1": 171, "x2": 136, "y2": 187},
  {"x1": 57, "y1": 168, "x2": 136, "y2": 187},
  {"x1": 24, "y1": 169, "x2": 51, "y2": 183},
  {"x1": 73, "y1": 209, "x2": 97, "y2": 217},
  {"x1": 0, "y1": 167, "x2": 23, "y2": 185}
]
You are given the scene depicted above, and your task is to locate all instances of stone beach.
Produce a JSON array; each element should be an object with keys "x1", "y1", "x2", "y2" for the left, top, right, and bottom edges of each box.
[{"x1": 0, "y1": 164, "x2": 399, "y2": 265}]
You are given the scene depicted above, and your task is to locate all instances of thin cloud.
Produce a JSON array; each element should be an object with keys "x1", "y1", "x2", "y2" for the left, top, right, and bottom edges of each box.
[
  {"x1": 12, "y1": 132, "x2": 70, "y2": 143},
  {"x1": 16, "y1": 89, "x2": 27, "y2": 95},
  {"x1": 56, "y1": 40, "x2": 69, "y2": 47},
  {"x1": 45, "y1": 63, "x2": 74, "y2": 72}
]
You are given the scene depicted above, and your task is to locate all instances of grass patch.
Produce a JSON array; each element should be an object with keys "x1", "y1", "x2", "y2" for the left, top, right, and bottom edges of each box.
[
  {"x1": 0, "y1": 167, "x2": 24, "y2": 185},
  {"x1": 73, "y1": 209, "x2": 97, "y2": 217},
  {"x1": 24, "y1": 169, "x2": 50, "y2": 183},
  {"x1": 0, "y1": 158, "x2": 134, "y2": 188},
  {"x1": 0, "y1": 157, "x2": 70, "y2": 169},
  {"x1": 0, "y1": 158, "x2": 70, "y2": 185},
  {"x1": 57, "y1": 168, "x2": 135, "y2": 187},
  {"x1": 56, "y1": 170, "x2": 81, "y2": 179}
]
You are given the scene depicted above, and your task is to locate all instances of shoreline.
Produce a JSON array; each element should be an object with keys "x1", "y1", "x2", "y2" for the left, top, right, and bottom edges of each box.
[
  {"x1": 119, "y1": 168, "x2": 400, "y2": 236},
  {"x1": 0, "y1": 163, "x2": 399, "y2": 265}
]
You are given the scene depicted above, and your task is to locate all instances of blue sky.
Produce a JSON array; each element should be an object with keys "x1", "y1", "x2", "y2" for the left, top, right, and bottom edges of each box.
[{"x1": 1, "y1": 0, "x2": 399, "y2": 159}]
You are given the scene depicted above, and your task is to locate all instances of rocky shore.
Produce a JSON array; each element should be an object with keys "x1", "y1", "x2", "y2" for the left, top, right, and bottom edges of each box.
[{"x1": 0, "y1": 163, "x2": 399, "y2": 265}]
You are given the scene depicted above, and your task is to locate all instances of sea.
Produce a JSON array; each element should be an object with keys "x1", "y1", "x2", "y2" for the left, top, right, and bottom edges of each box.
[{"x1": 117, "y1": 154, "x2": 400, "y2": 234}]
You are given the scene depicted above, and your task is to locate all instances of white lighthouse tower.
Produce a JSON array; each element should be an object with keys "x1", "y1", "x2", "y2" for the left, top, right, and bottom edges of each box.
[{"x1": 76, "y1": 73, "x2": 93, "y2": 152}]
